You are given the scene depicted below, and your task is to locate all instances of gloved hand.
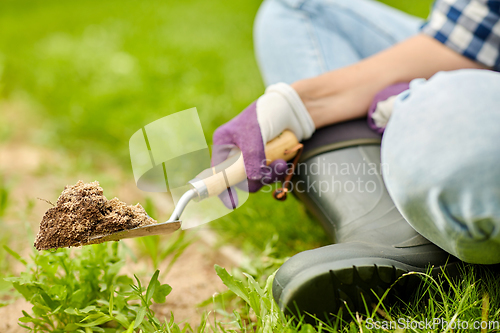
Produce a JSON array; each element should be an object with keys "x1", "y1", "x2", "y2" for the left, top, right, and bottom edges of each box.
[
  {"x1": 368, "y1": 82, "x2": 410, "y2": 134},
  {"x1": 212, "y1": 82, "x2": 315, "y2": 208}
]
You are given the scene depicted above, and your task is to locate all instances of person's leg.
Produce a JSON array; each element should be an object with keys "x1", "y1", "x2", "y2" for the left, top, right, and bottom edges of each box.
[
  {"x1": 272, "y1": 122, "x2": 459, "y2": 321},
  {"x1": 254, "y1": 0, "x2": 424, "y2": 85},
  {"x1": 382, "y1": 69, "x2": 500, "y2": 264}
]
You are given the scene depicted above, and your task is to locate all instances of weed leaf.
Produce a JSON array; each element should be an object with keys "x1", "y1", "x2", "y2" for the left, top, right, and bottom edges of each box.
[
  {"x1": 153, "y1": 282, "x2": 172, "y2": 304},
  {"x1": 134, "y1": 306, "x2": 147, "y2": 328},
  {"x1": 215, "y1": 265, "x2": 249, "y2": 304},
  {"x1": 3, "y1": 245, "x2": 27, "y2": 265},
  {"x1": 146, "y1": 269, "x2": 160, "y2": 302}
]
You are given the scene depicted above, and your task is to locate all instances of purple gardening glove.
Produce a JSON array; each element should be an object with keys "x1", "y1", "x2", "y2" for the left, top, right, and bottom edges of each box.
[
  {"x1": 212, "y1": 83, "x2": 315, "y2": 209},
  {"x1": 368, "y1": 82, "x2": 410, "y2": 134}
]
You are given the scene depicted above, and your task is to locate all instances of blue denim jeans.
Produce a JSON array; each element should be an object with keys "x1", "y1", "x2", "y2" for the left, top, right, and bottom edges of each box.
[{"x1": 254, "y1": 0, "x2": 500, "y2": 264}]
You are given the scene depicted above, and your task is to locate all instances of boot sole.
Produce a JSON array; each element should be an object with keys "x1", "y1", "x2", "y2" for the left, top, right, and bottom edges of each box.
[{"x1": 275, "y1": 257, "x2": 458, "y2": 323}]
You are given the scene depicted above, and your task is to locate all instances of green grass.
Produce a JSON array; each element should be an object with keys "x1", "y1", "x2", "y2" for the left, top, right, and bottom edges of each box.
[
  {"x1": 5, "y1": 243, "x2": 177, "y2": 332},
  {"x1": 0, "y1": 175, "x2": 16, "y2": 299},
  {"x1": 7, "y1": 236, "x2": 500, "y2": 332},
  {"x1": 213, "y1": 191, "x2": 329, "y2": 257},
  {"x1": 212, "y1": 262, "x2": 500, "y2": 333},
  {"x1": 380, "y1": 0, "x2": 434, "y2": 18},
  {"x1": 0, "y1": 0, "x2": 263, "y2": 162},
  {"x1": 207, "y1": 240, "x2": 500, "y2": 332}
]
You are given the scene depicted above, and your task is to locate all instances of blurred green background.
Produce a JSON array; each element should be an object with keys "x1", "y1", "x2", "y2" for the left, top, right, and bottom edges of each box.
[{"x1": 0, "y1": 0, "x2": 434, "y2": 256}]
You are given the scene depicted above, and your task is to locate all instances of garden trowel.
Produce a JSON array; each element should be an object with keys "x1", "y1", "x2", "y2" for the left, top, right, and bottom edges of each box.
[{"x1": 87, "y1": 130, "x2": 299, "y2": 245}]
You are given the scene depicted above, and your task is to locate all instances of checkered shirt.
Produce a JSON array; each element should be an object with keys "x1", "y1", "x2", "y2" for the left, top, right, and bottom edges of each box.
[{"x1": 421, "y1": 0, "x2": 500, "y2": 71}]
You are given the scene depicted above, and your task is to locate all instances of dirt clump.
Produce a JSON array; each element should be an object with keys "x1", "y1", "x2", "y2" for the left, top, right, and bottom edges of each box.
[{"x1": 34, "y1": 180, "x2": 155, "y2": 251}]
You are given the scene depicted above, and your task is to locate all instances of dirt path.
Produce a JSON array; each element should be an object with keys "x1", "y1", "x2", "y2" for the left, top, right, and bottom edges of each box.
[
  {"x1": 0, "y1": 142, "x2": 237, "y2": 331},
  {"x1": 155, "y1": 237, "x2": 234, "y2": 327}
]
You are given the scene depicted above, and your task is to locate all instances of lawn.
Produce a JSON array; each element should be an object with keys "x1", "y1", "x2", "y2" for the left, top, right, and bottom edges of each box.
[{"x1": 3, "y1": 0, "x2": 498, "y2": 332}]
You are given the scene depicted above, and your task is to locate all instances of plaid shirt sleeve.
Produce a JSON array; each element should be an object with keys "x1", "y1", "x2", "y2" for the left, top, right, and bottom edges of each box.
[{"x1": 421, "y1": 0, "x2": 500, "y2": 71}]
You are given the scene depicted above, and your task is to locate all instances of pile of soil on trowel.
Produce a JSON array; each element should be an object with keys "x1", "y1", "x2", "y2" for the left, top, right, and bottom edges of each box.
[{"x1": 34, "y1": 180, "x2": 156, "y2": 250}]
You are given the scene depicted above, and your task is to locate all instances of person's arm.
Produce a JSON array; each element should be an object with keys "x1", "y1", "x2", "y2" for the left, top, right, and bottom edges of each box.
[{"x1": 292, "y1": 33, "x2": 486, "y2": 129}]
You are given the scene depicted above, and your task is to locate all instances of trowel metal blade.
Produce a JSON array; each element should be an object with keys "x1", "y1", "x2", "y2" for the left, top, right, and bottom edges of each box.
[{"x1": 87, "y1": 220, "x2": 182, "y2": 244}]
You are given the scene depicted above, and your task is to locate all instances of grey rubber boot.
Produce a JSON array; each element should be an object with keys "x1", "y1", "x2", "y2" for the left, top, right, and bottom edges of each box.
[{"x1": 273, "y1": 122, "x2": 459, "y2": 322}]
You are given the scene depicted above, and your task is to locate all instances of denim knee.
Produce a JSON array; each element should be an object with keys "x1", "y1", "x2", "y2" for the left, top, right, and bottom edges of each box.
[
  {"x1": 253, "y1": 0, "x2": 328, "y2": 84},
  {"x1": 382, "y1": 69, "x2": 500, "y2": 264}
]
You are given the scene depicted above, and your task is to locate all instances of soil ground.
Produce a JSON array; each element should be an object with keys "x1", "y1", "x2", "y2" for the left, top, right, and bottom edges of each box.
[{"x1": 34, "y1": 180, "x2": 156, "y2": 250}]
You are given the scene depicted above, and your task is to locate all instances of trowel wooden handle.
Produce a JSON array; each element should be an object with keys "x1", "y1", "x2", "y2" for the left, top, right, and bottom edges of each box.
[{"x1": 197, "y1": 130, "x2": 300, "y2": 198}]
